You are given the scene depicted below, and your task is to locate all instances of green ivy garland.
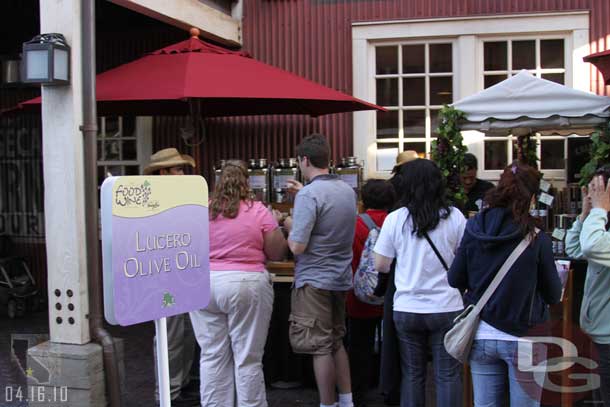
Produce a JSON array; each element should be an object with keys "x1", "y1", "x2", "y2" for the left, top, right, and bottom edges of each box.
[
  {"x1": 431, "y1": 105, "x2": 467, "y2": 206},
  {"x1": 579, "y1": 126, "x2": 610, "y2": 186}
]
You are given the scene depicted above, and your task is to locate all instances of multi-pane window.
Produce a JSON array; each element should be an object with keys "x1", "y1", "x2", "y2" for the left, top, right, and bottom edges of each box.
[
  {"x1": 97, "y1": 116, "x2": 141, "y2": 185},
  {"x1": 375, "y1": 42, "x2": 453, "y2": 171},
  {"x1": 482, "y1": 38, "x2": 567, "y2": 172}
]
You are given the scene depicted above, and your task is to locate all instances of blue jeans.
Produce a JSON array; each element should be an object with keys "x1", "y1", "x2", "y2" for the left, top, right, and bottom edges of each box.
[
  {"x1": 470, "y1": 339, "x2": 545, "y2": 407},
  {"x1": 393, "y1": 311, "x2": 463, "y2": 407}
]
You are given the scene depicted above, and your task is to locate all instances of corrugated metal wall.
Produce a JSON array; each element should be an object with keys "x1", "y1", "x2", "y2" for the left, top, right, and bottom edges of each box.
[
  {"x1": 165, "y1": 0, "x2": 610, "y2": 182},
  {"x1": 0, "y1": 0, "x2": 187, "y2": 296},
  {"x1": 590, "y1": 0, "x2": 610, "y2": 95}
]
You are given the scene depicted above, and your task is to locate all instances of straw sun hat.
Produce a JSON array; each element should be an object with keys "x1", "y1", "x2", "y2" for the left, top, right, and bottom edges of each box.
[
  {"x1": 392, "y1": 150, "x2": 420, "y2": 172},
  {"x1": 143, "y1": 148, "x2": 195, "y2": 175}
]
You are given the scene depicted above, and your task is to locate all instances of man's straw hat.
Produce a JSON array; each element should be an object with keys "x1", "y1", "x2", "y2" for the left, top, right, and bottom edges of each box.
[
  {"x1": 143, "y1": 148, "x2": 195, "y2": 175},
  {"x1": 392, "y1": 150, "x2": 419, "y2": 172}
]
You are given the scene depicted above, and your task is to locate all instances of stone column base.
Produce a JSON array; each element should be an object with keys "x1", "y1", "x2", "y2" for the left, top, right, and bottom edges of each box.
[{"x1": 26, "y1": 341, "x2": 107, "y2": 407}]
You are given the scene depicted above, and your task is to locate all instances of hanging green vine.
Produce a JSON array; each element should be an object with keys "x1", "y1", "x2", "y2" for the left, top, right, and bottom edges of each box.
[
  {"x1": 516, "y1": 134, "x2": 539, "y2": 167},
  {"x1": 431, "y1": 105, "x2": 468, "y2": 206},
  {"x1": 579, "y1": 126, "x2": 610, "y2": 186}
]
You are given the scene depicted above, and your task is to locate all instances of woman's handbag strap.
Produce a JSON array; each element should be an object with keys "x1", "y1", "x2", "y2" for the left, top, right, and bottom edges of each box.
[
  {"x1": 423, "y1": 231, "x2": 449, "y2": 271},
  {"x1": 472, "y1": 229, "x2": 538, "y2": 315}
]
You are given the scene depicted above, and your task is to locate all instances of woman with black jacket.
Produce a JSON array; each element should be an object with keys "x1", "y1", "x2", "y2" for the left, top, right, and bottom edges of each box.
[{"x1": 448, "y1": 162, "x2": 562, "y2": 407}]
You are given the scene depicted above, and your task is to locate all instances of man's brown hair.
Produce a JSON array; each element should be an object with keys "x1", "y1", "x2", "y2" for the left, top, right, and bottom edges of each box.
[{"x1": 296, "y1": 134, "x2": 330, "y2": 169}]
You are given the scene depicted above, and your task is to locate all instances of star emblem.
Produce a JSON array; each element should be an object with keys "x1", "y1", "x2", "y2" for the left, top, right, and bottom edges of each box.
[{"x1": 25, "y1": 368, "x2": 34, "y2": 377}]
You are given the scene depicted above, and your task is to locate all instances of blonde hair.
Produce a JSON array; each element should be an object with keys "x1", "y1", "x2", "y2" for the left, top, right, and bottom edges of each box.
[{"x1": 210, "y1": 160, "x2": 253, "y2": 219}]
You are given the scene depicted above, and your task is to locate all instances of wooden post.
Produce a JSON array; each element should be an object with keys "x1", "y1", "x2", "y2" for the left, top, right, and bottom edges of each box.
[
  {"x1": 40, "y1": 0, "x2": 90, "y2": 344},
  {"x1": 561, "y1": 269, "x2": 574, "y2": 407}
]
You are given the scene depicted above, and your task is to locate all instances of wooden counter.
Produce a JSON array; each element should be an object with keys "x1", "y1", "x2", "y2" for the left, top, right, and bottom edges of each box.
[
  {"x1": 267, "y1": 260, "x2": 294, "y2": 283},
  {"x1": 267, "y1": 260, "x2": 294, "y2": 275}
]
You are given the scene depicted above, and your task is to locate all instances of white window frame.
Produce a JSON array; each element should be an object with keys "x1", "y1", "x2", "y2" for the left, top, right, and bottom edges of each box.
[
  {"x1": 352, "y1": 11, "x2": 590, "y2": 180},
  {"x1": 96, "y1": 117, "x2": 151, "y2": 225},
  {"x1": 374, "y1": 39, "x2": 457, "y2": 170},
  {"x1": 477, "y1": 35, "x2": 570, "y2": 180},
  {"x1": 479, "y1": 36, "x2": 569, "y2": 89},
  {"x1": 96, "y1": 116, "x2": 152, "y2": 181}
]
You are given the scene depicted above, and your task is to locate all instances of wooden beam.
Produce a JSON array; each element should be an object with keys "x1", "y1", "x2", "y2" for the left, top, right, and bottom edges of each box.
[
  {"x1": 109, "y1": 0, "x2": 241, "y2": 46},
  {"x1": 40, "y1": 0, "x2": 90, "y2": 345}
]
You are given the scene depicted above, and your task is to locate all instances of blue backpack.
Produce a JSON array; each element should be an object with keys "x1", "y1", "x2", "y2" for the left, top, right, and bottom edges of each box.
[{"x1": 353, "y1": 213, "x2": 384, "y2": 305}]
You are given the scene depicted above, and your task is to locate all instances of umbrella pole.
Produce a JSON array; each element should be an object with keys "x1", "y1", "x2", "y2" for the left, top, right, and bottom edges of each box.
[
  {"x1": 187, "y1": 99, "x2": 204, "y2": 175},
  {"x1": 193, "y1": 142, "x2": 202, "y2": 175}
]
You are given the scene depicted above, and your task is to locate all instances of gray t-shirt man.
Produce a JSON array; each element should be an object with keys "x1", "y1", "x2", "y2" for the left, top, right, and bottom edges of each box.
[{"x1": 289, "y1": 174, "x2": 357, "y2": 291}]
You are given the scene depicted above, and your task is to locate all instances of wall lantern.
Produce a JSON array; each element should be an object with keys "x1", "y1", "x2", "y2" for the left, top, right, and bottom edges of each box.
[{"x1": 22, "y1": 33, "x2": 70, "y2": 85}]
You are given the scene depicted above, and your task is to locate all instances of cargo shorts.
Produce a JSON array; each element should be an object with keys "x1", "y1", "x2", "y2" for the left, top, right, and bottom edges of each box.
[{"x1": 288, "y1": 285, "x2": 347, "y2": 355}]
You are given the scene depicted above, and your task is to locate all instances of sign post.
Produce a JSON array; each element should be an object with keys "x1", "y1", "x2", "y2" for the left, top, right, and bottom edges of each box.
[
  {"x1": 154, "y1": 318, "x2": 171, "y2": 407},
  {"x1": 100, "y1": 175, "x2": 210, "y2": 406}
]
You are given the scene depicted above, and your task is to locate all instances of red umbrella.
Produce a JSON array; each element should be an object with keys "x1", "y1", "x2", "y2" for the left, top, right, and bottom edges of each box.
[
  {"x1": 584, "y1": 49, "x2": 610, "y2": 85},
  {"x1": 14, "y1": 30, "x2": 383, "y2": 117}
]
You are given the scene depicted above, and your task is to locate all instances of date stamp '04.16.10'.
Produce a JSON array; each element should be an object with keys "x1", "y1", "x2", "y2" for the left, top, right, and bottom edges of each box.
[{"x1": 3, "y1": 385, "x2": 68, "y2": 405}]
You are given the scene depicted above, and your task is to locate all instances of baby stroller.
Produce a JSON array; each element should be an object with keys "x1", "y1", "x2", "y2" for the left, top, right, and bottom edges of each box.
[{"x1": 0, "y1": 236, "x2": 41, "y2": 318}]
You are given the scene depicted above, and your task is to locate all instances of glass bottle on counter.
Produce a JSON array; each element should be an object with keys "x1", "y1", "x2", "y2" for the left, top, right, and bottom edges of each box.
[
  {"x1": 532, "y1": 196, "x2": 551, "y2": 232},
  {"x1": 568, "y1": 185, "x2": 580, "y2": 215},
  {"x1": 552, "y1": 214, "x2": 577, "y2": 257},
  {"x1": 551, "y1": 217, "x2": 564, "y2": 256}
]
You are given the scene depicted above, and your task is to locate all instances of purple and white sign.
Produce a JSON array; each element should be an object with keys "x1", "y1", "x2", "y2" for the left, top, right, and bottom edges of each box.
[{"x1": 101, "y1": 175, "x2": 210, "y2": 326}]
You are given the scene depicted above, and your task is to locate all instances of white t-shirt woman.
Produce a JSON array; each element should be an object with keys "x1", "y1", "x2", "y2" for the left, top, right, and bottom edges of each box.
[{"x1": 374, "y1": 206, "x2": 466, "y2": 313}]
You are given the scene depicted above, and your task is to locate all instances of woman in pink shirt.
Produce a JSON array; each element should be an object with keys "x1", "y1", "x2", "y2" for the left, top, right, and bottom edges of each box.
[{"x1": 190, "y1": 160, "x2": 287, "y2": 407}]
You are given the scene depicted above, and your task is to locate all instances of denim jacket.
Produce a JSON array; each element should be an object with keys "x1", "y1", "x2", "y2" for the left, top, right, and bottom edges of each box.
[{"x1": 565, "y1": 208, "x2": 610, "y2": 344}]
